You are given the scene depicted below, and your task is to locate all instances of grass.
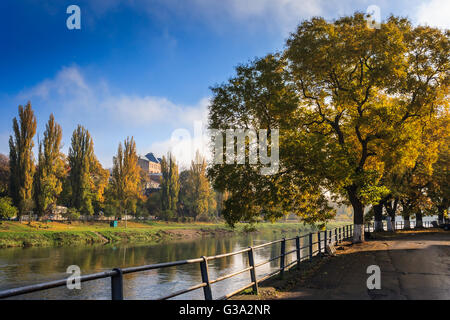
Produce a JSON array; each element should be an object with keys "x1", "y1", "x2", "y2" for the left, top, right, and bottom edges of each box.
[{"x1": 0, "y1": 220, "x2": 351, "y2": 248}]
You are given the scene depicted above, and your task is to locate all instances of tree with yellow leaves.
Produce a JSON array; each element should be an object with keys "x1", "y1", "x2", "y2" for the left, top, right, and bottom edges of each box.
[
  {"x1": 9, "y1": 102, "x2": 37, "y2": 217},
  {"x1": 34, "y1": 114, "x2": 66, "y2": 217},
  {"x1": 111, "y1": 137, "x2": 141, "y2": 226}
]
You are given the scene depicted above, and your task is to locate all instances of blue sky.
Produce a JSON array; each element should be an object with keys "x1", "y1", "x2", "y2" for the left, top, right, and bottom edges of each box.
[{"x1": 0, "y1": 0, "x2": 448, "y2": 168}]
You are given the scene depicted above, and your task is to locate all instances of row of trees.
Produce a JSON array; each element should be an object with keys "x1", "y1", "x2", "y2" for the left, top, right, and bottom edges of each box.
[
  {"x1": 208, "y1": 13, "x2": 449, "y2": 242},
  {"x1": 0, "y1": 103, "x2": 222, "y2": 222},
  {"x1": 147, "y1": 151, "x2": 222, "y2": 221}
]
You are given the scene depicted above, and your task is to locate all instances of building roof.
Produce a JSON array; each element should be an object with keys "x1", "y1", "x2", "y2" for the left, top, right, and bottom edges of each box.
[{"x1": 145, "y1": 152, "x2": 160, "y2": 164}]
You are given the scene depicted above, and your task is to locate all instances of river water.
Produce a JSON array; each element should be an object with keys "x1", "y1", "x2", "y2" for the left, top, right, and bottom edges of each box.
[{"x1": 0, "y1": 228, "x2": 318, "y2": 300}]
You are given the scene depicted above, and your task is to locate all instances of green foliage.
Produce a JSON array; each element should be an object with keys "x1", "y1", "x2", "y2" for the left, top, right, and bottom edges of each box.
[
  {"x1": 34, "y1": 114, "x2": 65, "y2": 217},
  {"x1": 9, "y1": 102, "x2": 37, "y2": 215},
  {"x1": 179, "y1": 151, "x2": 217, "y2": 221},
  {"x1": 64, "y1": 207, "x2": 81, "y2": 221},
  {"x1": 146, "y1": 190, "x2": 162, "y2": 217},
  {"x1": 160, "y1": 153, "x2": 179, "y2": 218},
  {"x1": 110, "y1": 137, "x2": 141, "y2": 218},
  {"x1": 0, "y1": 197, "x2": 18, "y2": 219},
  {"x1": 68, "y1": 125, "x2": 94, "y2": 214},
  {"x1": 0, "y1": 154, "x2": 9, "y2": 197}
]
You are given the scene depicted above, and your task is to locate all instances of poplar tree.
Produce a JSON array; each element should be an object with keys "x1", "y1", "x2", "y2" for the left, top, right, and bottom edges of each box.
[
  {"x1": 0, "y1": 154, "x2": 9, "y2": 197},
  {"x1": 160, "y1": 153, "x2": 179, "y2": 219},
  {"x1": 68, "y1": 125, "x2": 94, "y2": 215},
  {"x1": 111, "y1": 137, "x2": 141, "y2": 223},
  {"x1": 34, "y1": 114, "x2": 65, "y2": 216},
  {"x1": 179, "y1": 151, "x2": 214, "y2": 220},
  {"x1": 9, "y1": 102, "x2": 37, "y2": 216}
]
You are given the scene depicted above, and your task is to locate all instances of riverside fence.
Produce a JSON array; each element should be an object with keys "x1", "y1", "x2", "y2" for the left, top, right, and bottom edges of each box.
[
  {"x1": 364, "y1": 220, "x2": 437, "y2": 232},
  {"x1": 0, "y1": 224, "x2": 355, "y2": 300}
]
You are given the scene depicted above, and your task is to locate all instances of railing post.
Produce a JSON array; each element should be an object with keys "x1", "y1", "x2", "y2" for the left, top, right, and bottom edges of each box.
[
  {"x1": 200, "y1": 256, "x2": 213, "y2": 300},
  {"x1": 295, "y1": 236, "x2": 301, "y2": 269},
  {"x1": 346, "y1": 225, "x2": 349, "y2": 239},
  {"x1": 111, "y1": 268, "x2": 123, "y2": 300},
  {"x1": 324, "y1": 229, "x2": 328, "y2": 248},
  {"x1": 318, "y1": 231, "x2": 321, "y2": 253},
  {"x1": 309, "y1": 233, "x2": 313, "y2": 260},
  {"x1": 247, "y1": 247, "x2": 258, "y2": 295},
  {"x1": 280, "y1": 238, "x2": 286, "y2": 277},
  {"x1": 334, "y1": 228, "x2": 338, "y2": 244}
]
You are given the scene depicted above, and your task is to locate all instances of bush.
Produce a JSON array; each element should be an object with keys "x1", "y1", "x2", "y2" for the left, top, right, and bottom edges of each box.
[
  {"x1": 196, "y1": 213, "x2": 211, "y2": 222},
  {"x1": 0, "y1": 197, "x2": 17, "y2": 219},
  {"x1": 65, "y1": 208, "x2": 81, "y2": 221},
  {"x1": 243, "y1": 224, "x2": 257, "y2": 233}
]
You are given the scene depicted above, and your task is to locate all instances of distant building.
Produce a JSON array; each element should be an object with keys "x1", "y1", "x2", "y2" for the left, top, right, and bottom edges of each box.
[
  {"x1": 139, "y1": 152, "x2": 162, "y2": 192},
  {"x1": 138, "y1": 152, "x2": 161, "y2": 174}
]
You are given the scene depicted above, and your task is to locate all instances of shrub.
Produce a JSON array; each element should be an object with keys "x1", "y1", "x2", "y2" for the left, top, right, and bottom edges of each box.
[
  {"x1": 0, "y1": 197, "x2": 17, "y2": 219},
  {"x1": 65, "y1": 208, "x2": 81, "y2": 222}
]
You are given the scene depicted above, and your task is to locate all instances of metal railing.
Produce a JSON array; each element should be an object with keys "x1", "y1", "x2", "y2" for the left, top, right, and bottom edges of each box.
[
  {"x1": 0, "y1": 224, "x2": 354, "y2": 300},
  {"x1": 365, "y1": 220, "x2": 436, "y2": 232}
]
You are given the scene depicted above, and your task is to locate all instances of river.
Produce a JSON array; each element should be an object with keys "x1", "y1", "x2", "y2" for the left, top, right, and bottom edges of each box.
[{"x1": 0, "y1": 228, "x2": 317, "y2": 300}]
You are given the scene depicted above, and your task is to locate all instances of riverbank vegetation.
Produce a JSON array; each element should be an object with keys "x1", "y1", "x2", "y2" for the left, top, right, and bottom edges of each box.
[
  {"x1": 0, "y1": 220, "x2": 349, "y2": 248},
  {"x1": 0, "y1": 105, "x2": 225, "y2": 225}
]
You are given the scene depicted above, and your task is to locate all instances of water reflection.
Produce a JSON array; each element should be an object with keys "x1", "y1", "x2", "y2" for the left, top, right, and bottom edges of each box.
[{"x1": 0, "y1": 229, "x2": 317, "y2": 300}]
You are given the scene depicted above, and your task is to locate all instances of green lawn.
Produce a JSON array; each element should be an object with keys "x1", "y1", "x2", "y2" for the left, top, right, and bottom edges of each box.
[{"x1": 0, "y1": 220, "x2": 351, "y2": 248}]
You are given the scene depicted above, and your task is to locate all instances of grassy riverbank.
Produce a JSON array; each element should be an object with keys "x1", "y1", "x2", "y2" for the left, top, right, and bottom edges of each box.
[{"x1": 0, "y1": 220, "x2": 350, "y2": 248}]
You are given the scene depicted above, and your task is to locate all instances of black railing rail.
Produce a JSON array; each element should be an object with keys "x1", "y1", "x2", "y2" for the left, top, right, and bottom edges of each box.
[{"x1": 0, "y1": 224, "x2": 355, "y2": 300}]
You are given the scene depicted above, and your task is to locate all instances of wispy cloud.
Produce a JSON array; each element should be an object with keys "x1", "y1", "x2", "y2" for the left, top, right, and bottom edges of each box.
[
  {"x1": 415, "y1": 0, "x2": 450, "y2": 29},
  {"x1": 15, "y1": 66, "x2": 210, "y2": 167}
]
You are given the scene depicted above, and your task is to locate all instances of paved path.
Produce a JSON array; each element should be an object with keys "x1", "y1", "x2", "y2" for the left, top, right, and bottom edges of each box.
[{"x1": 278, "y1": 231, "x2": 450, "y2": 300}]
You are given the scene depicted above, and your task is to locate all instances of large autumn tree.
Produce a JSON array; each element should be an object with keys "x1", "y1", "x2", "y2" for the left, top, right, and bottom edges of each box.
[
  {"x1": 9, "y1": 102, "x2": 37, "y2": 216},
  {"x1": 208, "y1": 54, "x2": 334, "y2": 227},
  {"x1": 284, "y1": 15, "x2": 448, "y2": 241},
  {"x1": 208, "y1": 14, "x2": 449, "y2": 242}
]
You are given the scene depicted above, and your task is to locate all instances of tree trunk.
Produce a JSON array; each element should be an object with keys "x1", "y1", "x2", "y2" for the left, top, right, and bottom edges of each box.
[
  {"x1": 438, "y1": 206, "x2": 444, "y2": 225},
  {"x1": 384, "y1": 199, "x2": 397, "y2": 232},
  {"x1": 386, "y1": 218, "x2": 394, "y2": 232},
  {"x1": 348, "y1": 186, "x2": 364, "y2": 243},
  {"x1": 373, "y1": 204, "x2": 384, "y2": 232},
  {"x1": 403, "y1": 216, "x2": 410, "y2": 230},
  {"x1": 415, "y1": 211, "x2": 423, "y2": 228}
]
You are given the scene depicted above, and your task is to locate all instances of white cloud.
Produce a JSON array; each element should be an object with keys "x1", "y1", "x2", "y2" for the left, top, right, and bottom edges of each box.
[
  {"x1": 415, "y1": 0, "x2": 450, "y2": 29},
  {"x1": 19, "y1": 66, "x2": 209, "y2": 128},
  {"x1": 191, "y1": 0, "x2": 325, "y2": 33},
  {"x1": 16, "y1": 66, "x2": 210, "y2": 167},
  {"x1": 146, "y1": 119, "x2": 212, "y2": 170}
]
